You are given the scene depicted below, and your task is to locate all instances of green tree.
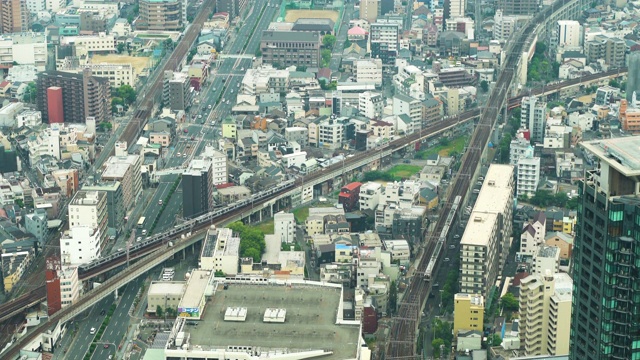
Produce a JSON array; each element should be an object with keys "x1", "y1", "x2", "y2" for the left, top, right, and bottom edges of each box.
[
  {"x1": 609, "y1": 79, "x2": 620, "y2": 88},
  {"x1": 116, "y1": 85, "x2": 136, "y2": 104},
  {"x1": 214, "y1": 270, "x2": 225, "y2": 277},
  {"x1": 433, "y1": 319, "x2": 453, "y2": 354},
  {"x1": 187, "y1": 47, "x2": 197, "y2": 62},
  {"x1": 439, "y1": 137, "x2": 450, "y2": 146},
  {"x1": 553, "y1": 192, "x2": 569, "y2": 207},
  {"x1": 156, "y1": 305, "x2": 164, "y2": 318},
  {"x1": 297, "y1": 65, "x2": 307, "y2": 72},
  {"x1": 322, "y1": 34, "x2": 337, "y2": 49},
  {"x1": 501, "y1": 292, "x2": 519, "y2": 311},
  {"x1": 255, "y1": 49, "x2": 262, "y2": 57},
  {"x1": 23, "y1": 82, "x2": 37, "y2": 103},
  {"x1": 432, "y1": 338, "x2": 445, "y2": 358},
  {"x1": 492, "y1": 334, "x2": 503, "y2": 346},
  {"x1": 566, "y1": 196, "x2": 579, "y2": 210},
  {"x1": 321, "y1": 49, "x2": 332, "y2": 67},
  {"x1": 117, "y1": 43, "x2": 127, "y2": 54},
  {"x1": 499, "y1": 133, "x2": 512, "y2": 163},
  {"x1": 389, "y1": 281, "x2": 398, "y2": 315},
  {"x1": 164, "y1": 39, "x2": 174, "y2": 50},
  {"x1": 480, "y1": 80, "x2": 489, "y2": 93}
]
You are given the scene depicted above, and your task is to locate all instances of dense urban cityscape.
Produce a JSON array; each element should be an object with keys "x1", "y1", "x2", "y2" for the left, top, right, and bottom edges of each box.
[{"x1": 0, "y1": 0, "x2": 637, "y2": 359}]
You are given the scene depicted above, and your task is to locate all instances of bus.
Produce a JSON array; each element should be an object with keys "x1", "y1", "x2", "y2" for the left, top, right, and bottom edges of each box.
[{"x1": 137, "y1": 217, "x2": 146, "y2": 228}]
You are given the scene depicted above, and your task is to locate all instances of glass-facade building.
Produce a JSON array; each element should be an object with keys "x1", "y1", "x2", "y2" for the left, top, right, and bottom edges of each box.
[{"x1": 570, "y1": 138, "x2": 640, "y2": 360}]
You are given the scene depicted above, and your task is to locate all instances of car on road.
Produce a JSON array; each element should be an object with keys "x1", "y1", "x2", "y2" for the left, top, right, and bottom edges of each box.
[
  {"x1": 183, "y1": 129, "x2": 188, "y2": 133},
  {"x1": 104, "y1": 344, "x2": 109, "y2": 349},
  {"x1": 183, "y1": 153, "x2": 187, "y2": 157},
  {"x1": 177, "y1": 152, "x2": 181, "y2": 157},
  {"x1": 100, "y1": 309, "x2": 105, "y2": 315},
  {"x1": 198, "y1": 115, "x2": 202, "y2": 118},
  {"x1": 142, "y1": 229, "x2": 147, "y2": 235},
  {"x1": 449, "y1": 245, "x2": 455, "y2": 249},
  {"x1": 90, "y1": 327, "x2": 96, "y2": 335},
  {"x1": 454, "y1": 234, "x2": 460, "y2": 239},
  {"x1": 444, "y1": 258, "x2": 450, "y2": 262},
  {"x1": 136, "y1": 237, "x2": 142, "y2": 242}
]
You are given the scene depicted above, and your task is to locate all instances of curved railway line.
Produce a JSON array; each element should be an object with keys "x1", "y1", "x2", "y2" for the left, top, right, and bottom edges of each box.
[{"x1": 385, "y1": 0, "x2": 584, "y2": 358}]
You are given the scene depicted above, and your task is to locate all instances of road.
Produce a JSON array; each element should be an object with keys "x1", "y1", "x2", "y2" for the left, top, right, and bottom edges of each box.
[
  {"x1": 91, "y1": 279, "x2": 142, "y2": 360},
  {"x1": 57, "y1": 297, "x2": 111, "y2": 360},
  {"x1": 329, "y1": 1, "x2": 354, "y2": 72}
]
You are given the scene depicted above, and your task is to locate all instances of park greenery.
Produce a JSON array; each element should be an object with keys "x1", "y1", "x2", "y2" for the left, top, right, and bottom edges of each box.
[
  {"x1": 520, "y1": 190, "x2": 578, "y2": 209},
  {"x1": 440, "y1": 269, "x2": 459, "y2": 314},
  {"x1": 432, "y1": 319, "x2": 453, "y2": 358},
  {"x1": 527, "y1": 42, "x2": 560, "y2": 83},
  {"x1": 228, "y1": 221, "x2": 266, "y2": 262},
  {"x1": 321, "y1": 49, "x2": 332, "y2": 68}
]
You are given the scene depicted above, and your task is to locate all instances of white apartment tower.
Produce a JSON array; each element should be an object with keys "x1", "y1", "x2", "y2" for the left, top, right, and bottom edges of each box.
[
  {"x1": 521, "y1": 96, "x2": 547, "y2": 144},
  {"x1": 67, "y1": 190, "x2": 108, "y2": 248},
  {"x1": 355, "y1": 59, "x2": 383, "y2": 86},
  {"x1": 556, "y1": 20, "x2": 581, "y2": 47},
  {"x1": 516, "y1": 147, "x2": 541, "y2": 198},
  {"x1": 448, "y1": 0, "x2": 465, "y2": 18},
  {"x1": 60, "y1": 266, "x2": 80, "y2": 307},
  {"x1": 274, "y1": 212, "x2": 295, "y2": 244},
  {"x1": 203, "y1": 146, "x2": 228, "y2": 185},
  {"x1": 519, "y1": 272, "x2": 573, "y2": 357},
  {"x1": 359, "y1": 91, "x2": 384, "y2": 119},
  {"x1": 459, "y1": 165, "x2": 514, "y2": 298}
]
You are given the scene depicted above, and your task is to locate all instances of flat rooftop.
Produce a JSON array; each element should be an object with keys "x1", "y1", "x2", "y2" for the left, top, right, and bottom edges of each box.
[
  {"x1": 102, "y1": 162, "x2": 130, "y2": 178},
  {"x1": 581, "y1": 137, "x2": 640, "y2": 176},
  {"x1": 461, "y1": 211, "x2": 498, "y2": 246},
  {"x1": 149, "y1": 281, "x2": 186, "y2": 296},
  {"x1": 178, "y1": 270, "x2": 211, "y2": 309},
  {"x1": 474, "y1": 164, "x2": 514, "y2": 213},
  {"x1": 183, "y1": 283, "x2": 360, "y2": 359}
]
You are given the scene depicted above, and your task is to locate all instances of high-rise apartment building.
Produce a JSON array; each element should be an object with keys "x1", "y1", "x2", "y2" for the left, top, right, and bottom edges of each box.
[
  {"x1": 520, "y1": 96, "x2": 546, "y2": 144},
  {"x1": 370, "y1": 22, "x2": 399, "y2": 64},
  {"x1": 82, "y1": 181, "x2": 125, "y2": 235},
  {"x1": 519, "y1": 272, "x2": 572, "y2": 356},
  {"x1": 626, "y1": 52, "x2": 640, "y2": 102},
  {"x1": 37, "y1": 69, "x2": 111, "y2": 124},
  {"x1": 64, "y1": 190, "x2": 108, "y2": 264},
  {"x1": 448, "y1": 0, "x2": 465, "y2": 18},
  {"x1": 182, "y1": 158, "x2": 214, "y2": 219},
  {"x1": 556, "y1": 20, "x2": 581, "y2": 47},
  {"x1": 101, "y1": 155, "x2": 142, "y2": 212},
  {"x1": 516, "y1": 148, "x2": 541, "y2": 197},
  {"x1": 569, "y1": 137, "x2": 640, "y2": 360},
  {"x1": 138, "y1": 0, "x2": 188, "y2": 31},
  {"x1": 497, "y1": 0, "x2": 539, "y2": 15},
  {"x1": 359, "y1": 0, "x2": 379, "y2": 23},
  {"x1": 459, "y1": 165, "x2": 514, "y2": 297},
  {"x1": 216, "y1": 0, "x2": 247, "y2": 18},
  {"x1": 585, "y1": 35, "x2": 626, "y2": 68},
  {"x1": 163, "y1": 70, "x2": 194, "y2": 112},
  {"x1": 453, "y1": 293, "x2": 484, "y2": 336},
  {"x1": 0, "y1": 0, "x2": 30, "y2": 33}
]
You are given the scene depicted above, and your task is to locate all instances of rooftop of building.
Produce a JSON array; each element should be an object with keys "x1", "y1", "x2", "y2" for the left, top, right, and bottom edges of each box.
[
  {"x1": 181, "y1": 282, "x2": 359, "y2": 359},
  {"x1": 101, "y1": 162, "x2": 130, "y2": 179},
  {"x1": 461, "y1": 212, "x2": 498, "y2": 247},
  {"x1": 536, "y1": 245, "x2": 559, "y2": 258},
  {"x1": 178, "y1": 270, "x2": 211, "y2": 309},
  {"x1": 474, "y1": 164, "x2": 514, "y2": 213},
  {"x1": 581, "y1": 137, "x2": 640, "y2": 176},
  {"x1": 454, "y1": 293, "x2": 484, "y2": 307},
  {"x1": 261, "y1": 30, "x2": 320, "y2": 43},
  {"x1": 149, "y1": 281, "x2": 186, "y2": 295},
  {"x1": 70, "y1": 190, "x2": 105, "y2": 205}
]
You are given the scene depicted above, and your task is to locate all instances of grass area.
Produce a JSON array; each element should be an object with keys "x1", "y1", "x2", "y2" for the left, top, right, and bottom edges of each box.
[
  {"x1": 387, "y1": 164, "x2": 421, "y2": 179},
  {"x1": 416, "y1": 136, "x2": 468, "y2": 159},
  {"x1": 255, "y1": 220, "x2": 274, "y2": 235},
  {"x1": 293, "y1": 202, "x2": 334, "y2": 223}
]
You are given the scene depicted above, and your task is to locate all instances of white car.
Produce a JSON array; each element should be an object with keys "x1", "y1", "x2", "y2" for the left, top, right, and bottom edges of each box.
[
  {"x1": 90, "y1": 328, "x2": 96, "y2": 335},
  {"x1": 177, "y1": 152, "x2": 181, "y2": 156}
]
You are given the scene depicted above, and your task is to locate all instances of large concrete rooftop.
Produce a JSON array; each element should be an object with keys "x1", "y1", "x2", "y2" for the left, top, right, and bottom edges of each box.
[
  {"x1": 184, "y1": 283, "x2": 360, "y2": 359},
  {"x1": 581, "y1": 137, "x2": 640, "y2": 176}
]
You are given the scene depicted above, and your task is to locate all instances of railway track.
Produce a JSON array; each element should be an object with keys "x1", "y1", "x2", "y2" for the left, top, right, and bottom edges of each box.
[{"x1": 385, "y1": 0, "x2": 582, "y2": 357}]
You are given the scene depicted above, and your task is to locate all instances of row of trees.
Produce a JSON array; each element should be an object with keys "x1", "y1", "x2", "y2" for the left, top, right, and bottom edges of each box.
[
  {"x1": 228, "y1": 221, "x2": 266, "y2": 262},
  {"x1": 432, "y1": 319, "x2": 453, "y2": 358},
  {"x1": 439, "y1": 269, "x2": 459, "y2": 314},
  {"x1": 520, "y1": 190, "x2": 578, "y2": 209},
  {"x1": 156, "y1": 305, "x2": 178, "y2": 318},
  {"x1": 527, "y1": 42, "x2": 560, "y2": 83}
]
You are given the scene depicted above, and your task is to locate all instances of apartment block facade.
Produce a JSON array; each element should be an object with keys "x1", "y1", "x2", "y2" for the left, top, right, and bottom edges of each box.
[
  {"x1": 138, "y1": 0, "x2": 187, "y2": 31},
  {"x1": 459, "y1": 165, "x2": 514, "y2": 297},
  {"x1": 182, "y1": 158, "x2": 214, "y2": 219},
  {"x1": 260, "y1": 30, "x2": 321, "y2": 68},
  {"x1": 521, "y1": 96, "x2": 546, "y2": 144},
  {"x1": 519, "y1": 272, "x2": 572, "y2": 356},
  {"x1": 370, "y1": 22, "x2": 399, "y2": 64},
  {"x1": 585, "y1": 35, "x2": 626, "y2": 68},
  {"x1": 37, "y1": 69, "x2": 111, "y2": 124},
  {"x1": 0, "y1": 0, "x2": 30, "y2": 34}
]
